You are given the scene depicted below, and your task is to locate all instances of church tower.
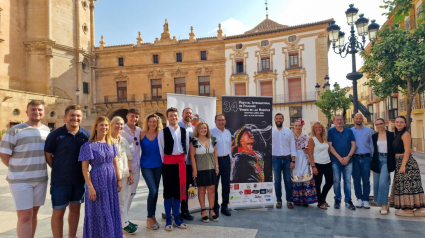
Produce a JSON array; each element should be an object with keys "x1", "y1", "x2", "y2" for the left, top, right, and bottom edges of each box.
[{"x1": 1, "y1": 0, "x2": 96, "y2": 105}]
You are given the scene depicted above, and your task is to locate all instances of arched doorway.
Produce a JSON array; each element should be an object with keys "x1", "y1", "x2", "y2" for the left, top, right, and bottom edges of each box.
[
  {"x1": 110, "y1": 109, "x2": 128, "y2": 123},
  {"x1": 155, "y1": 112, "x2": 167, "y2": 128}
]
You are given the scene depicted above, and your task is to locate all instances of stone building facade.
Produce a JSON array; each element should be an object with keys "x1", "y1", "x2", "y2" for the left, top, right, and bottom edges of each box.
[{"x1": 1, "y1": 1, "x2": 332, "y2": 131}]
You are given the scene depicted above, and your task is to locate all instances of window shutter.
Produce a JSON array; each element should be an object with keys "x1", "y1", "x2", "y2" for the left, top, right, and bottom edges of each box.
[
  {"x1": 235, "y1": 83, "x2": 246, "y2": 96},
  {"x1": 260, "y1": 81, "x2": 273, "y2": 96},
  {"x1": 288, "y1": 78, "x2": 302, "y2": 102}
]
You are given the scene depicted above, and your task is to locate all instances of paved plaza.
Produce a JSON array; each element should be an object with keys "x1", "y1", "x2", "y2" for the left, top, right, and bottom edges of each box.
[{"x1": 1, "y1": 153, "x2": 425, "y2": 238}]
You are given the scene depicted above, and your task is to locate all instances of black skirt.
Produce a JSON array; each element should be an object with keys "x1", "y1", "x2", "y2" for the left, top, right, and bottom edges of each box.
[
  {"x1": 196, "y1": 169, "x2": 217, "y2": 187},
  {"x1": 162, "y1": 164, "x2": 180, "y2": 199}
]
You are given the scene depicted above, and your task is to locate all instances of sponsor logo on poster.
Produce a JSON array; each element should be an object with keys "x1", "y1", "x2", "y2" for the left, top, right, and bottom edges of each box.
[
  {"x1": 264, "y1": 195, "x2": 271, "y2": 198},
  {"x1": 266, "y1": 189, "x2": 273, "y2": 194},
  {"x1": 252, "y1": 190, "x2": 260, "y2": 194},
  {"x1": 244, "y1": 189, "x2": 251, "y2": 195},
  {"x1": 230, "y1": 185, "x2": 233, "y2": 189},
  {"x1": 254, "y1": 195, "x2": 262, "y2": 198},
  {"x1": 259, "y1": 199, "x2": 264, "y2": 202},
  {"x1": 239, "y1": 191, "x2": 244, "y2": 195},
  {"x1": 250, "y1": 199, "x2": 258, "y2": 203},
  {"x1": 261, "y1": 184, "x2": 265, "y2": 188},
  {"x1": 266, "y1": 198, "x2": 271, "y2": 201},
  {"x1": 266, "y1": 183, "x2": 273, "y2": 188},
  {"x1": 243, "y1": 199, "x2": 249, "y2": 203},
  {"x1": 254, "y1": 184, "x2": 258, "y2": 188},
  {"x1": 260, "y1": 189, "x2": 266, "y2": 194},
  {"x1": 246, "y1": 184, "x2": 251, "y2": 189},
  {"x1": 234, "y1": 184, "x2": 240, "y2": 190}
]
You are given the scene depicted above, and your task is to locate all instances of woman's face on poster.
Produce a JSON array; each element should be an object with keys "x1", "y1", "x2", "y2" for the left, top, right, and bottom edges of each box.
[{"x1": 240, "y1": 130, "x2": 255, "y2": 151}]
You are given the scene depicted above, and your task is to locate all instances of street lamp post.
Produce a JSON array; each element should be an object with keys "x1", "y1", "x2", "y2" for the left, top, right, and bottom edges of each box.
[{"x1": 327, "y1": 4, "x2": 380, "y2": 117}]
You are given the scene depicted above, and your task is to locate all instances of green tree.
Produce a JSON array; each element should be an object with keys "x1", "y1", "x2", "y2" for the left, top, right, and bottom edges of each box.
[
  {"x1": 315, "y1": 85, "x2": 351, "y2": 126},
  {"x1": 362, "y1": 2, "x2": 425, "y2": 130},
  {"x1": 381, "y1": 0, "x2": 424, "y2": 24}
]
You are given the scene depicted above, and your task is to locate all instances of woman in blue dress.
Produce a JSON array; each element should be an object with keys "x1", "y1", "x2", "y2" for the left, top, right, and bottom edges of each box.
[{"x1": 79, "y1": 116, "x2": 122, "y2": 238}]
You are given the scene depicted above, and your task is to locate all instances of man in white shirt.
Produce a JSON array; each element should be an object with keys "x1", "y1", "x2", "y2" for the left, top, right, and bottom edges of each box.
[
  {"x1": 210, "y1": 114, "x2": 232, "y2": 217},
  {"x1": 119, "y1": 108, "x2": 140, "y2": 230},
  {"x1": 157, "y1": 107, "x2": 189, "y2": 231},
  {"x1": 271, "y1": 113, "x2": 296, "y2": 209}
]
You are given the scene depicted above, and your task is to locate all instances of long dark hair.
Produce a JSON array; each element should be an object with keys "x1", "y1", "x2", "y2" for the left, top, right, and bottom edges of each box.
[{"x1": 393, "y1": 116, "x2": 407, "y2": 147}]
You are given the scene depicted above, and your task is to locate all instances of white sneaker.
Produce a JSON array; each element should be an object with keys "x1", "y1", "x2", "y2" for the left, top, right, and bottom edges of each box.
[
  {"x1": 356, "y1": 199, "x2": 363, "y2": 208},
  {"x1": 363, "y1": 201, "x2": 370, "y2": 209}
]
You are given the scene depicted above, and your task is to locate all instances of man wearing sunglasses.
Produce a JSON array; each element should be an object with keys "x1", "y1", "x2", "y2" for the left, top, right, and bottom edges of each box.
[{"x1": 120, "y1": 108, "x2": 141, "y2": 230}]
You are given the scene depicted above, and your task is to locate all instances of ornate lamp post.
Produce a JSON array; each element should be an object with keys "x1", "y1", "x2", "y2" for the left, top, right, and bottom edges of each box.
[
  {"x1": 315, "y1": 75, "x2": 331, "y2": 96},
  {"x1": 327, "y1": 4, "x2": 380, "y2": 117}
]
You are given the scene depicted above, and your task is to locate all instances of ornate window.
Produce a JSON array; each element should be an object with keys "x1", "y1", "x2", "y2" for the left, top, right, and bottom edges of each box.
[
  {"x1": 235, "y1": 44, "x2": 243, "y2": 49},
  {"x1": 288, "y1": 35, "x2": 297, "y2": 42},
  {"x1": 288, "y1": 52, "x2": 299, "y2": 68},
  {"x1": 83, "y1": 82, "x2": 89, "y2": 94},
  {"x1": 117, "y1": 81, "x2": 127, "y2": 102},
  {"x1": 81, "y1": 0, "x2": 88, "y2": 9},
  {"x1": 261, "y1": 40, "x2": 269, "y2": 46},
  {"x1": 118, "y1": 57, "x2": 124, "y2": 67},
  {"x1": 153, "y1": 55, "x2": 159, "y2": 64},
  {"x1": 151, "y1": 79, "x2": 162, "y2": 100},
  {"x1": 288, "y1": 78, "x2": 302, "y2": 102},
  {"x1": 260, "y1": 80, "x2": 273, "y2": 97},
  {"x1": 234, "y1": 83, "x2": 246, "y2": 96},
  {"x1": 289, "y1": 106, "x2": 302, "y2": 126},
  {"x1": 82, "y1": 23, "x2": 88, "y2": 34},
  {"x1": 260, "y1": 56, "x2": 270, "y2": 71}
]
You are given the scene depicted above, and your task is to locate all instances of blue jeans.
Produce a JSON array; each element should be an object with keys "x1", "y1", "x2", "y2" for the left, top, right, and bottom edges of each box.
[
  {"x1": 51, "y1": 183, "x2": 85, "y2": 209},
  {"x1": 215, "y1": 156, "x2": 231, "y2": 211},
  {"x1": 332, "y1": 159, "x2": 353, "y2": 202},
  {"x1": 141, "y1": 166, "x2": 162, "y2": 218},
  {"x1": 272, "y1": 157, "x2": 292, "y2": 202},
  {"x1": 373, "y1": 155, "x2": 391, "y2": 205},
  {"x1": 352, "y1": 156, "x2": 372, "y2": 201}
]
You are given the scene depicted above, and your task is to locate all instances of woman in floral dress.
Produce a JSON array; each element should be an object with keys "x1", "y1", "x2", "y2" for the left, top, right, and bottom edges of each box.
[
  {"x1": 291, "y1": 120, "x2": 318, "y2": 207},
  {"x1": 79, "y1": 116, "x2": 122, "y2": 238}
]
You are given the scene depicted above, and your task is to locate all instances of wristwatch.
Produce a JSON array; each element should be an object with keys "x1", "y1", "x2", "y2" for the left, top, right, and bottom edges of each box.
[
  {"x1": 311, "y1": 165, "x2": 316, "y2": 168},
  {"x1": 291, "y1": 161, "x2": 295, "y2": 163},
  {"x1": 348, "y1": 155, "x2": 352, "y2": 159}
]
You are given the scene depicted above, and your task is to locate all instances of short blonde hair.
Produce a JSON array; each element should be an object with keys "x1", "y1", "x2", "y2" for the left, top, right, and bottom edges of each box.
[
  {"x1": 89, "y1": 116, "x2": 114, "y2": 145},
  {"x1": 310, "y1": 122, "x2": 327, "y2": 142},
  {"x1": 111, "y1": 116, "x2": 125, "y2": 125},
  {"x1": 142, "y1": 114, "x2": 163, "y2": 133},
  {"x1": 193, "y1": 121, "x2": 211, "y2": 138}
]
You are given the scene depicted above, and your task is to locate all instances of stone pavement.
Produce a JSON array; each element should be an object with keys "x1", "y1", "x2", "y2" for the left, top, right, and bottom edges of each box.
[{"x1": 0, "y1": 154, "x2": 425, "y2": 238}]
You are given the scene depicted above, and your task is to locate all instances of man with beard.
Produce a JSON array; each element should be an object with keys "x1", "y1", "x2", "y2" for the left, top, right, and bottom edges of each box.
[
  {"x1": 328, "y1": 115, "x2": 356, "y2": 210},
  {"x1": 0, "y1": 100, "x2": 51, "y2": 237},
  {"x1": 177, "y1": 108, "x2": 198, "y2": 220},
  {"x1": 351, "y1": 113, "x2": 374, "y2": 209},
  {"x1": 44, "y1": 105, "x2": 90, "y2": 238},
  {"x1": 271, "y1": 113, "x2": 296, "y2": 209}
]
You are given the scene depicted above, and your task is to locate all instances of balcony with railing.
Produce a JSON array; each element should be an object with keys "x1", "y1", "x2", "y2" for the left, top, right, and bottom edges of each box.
[
  {"x1": 102, "y1": 94, "x2": 136, "y2": 103},
  {"x1": 285, "y1": 58, "x2": 303, "y2": 71},
  {"x1": 273, "y1": 91, "x2": 317, "y2": 104},
  {"x1": 257, "y1": 61, "x2": 273, "y2": 73},
  {"x1": 143, "y1": 90, "x2": 219, "y2": 101}
]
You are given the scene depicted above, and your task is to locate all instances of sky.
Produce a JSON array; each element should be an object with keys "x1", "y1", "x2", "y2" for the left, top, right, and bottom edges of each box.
[{"x1": 94, "y1": 0, "x2": 388, "y2": 88}]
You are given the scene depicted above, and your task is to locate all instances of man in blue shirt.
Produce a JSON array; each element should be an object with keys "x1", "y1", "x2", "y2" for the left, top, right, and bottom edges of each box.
[
  {"x1": 351, "y1": 113, "x2": 374, "y2": 209},
  {"x1": 44, "y1": 105, "x2": 90, "y2": 238},
  {"x1": 328, "y1": 115, "x2": 356, "y2": 210}
]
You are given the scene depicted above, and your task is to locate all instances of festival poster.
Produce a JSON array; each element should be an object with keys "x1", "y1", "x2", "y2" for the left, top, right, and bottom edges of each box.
[{"x1": 222, "y1": 96, "x2": 274, "y2": 208}]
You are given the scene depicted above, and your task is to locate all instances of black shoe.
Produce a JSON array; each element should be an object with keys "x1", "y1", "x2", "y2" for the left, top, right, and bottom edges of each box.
[
  {"x1": 302, "y1": 204, "x2": 309, "y2": 207},
  {"x1": 180, "y1": 212, "x2": 194, "y2": 220},
  {"x1": 221, "y1": 209, "x2": 231, "y2": 216},
  {"x1": 345, "y1": 201, "x2": 356, "y2": 210},
  {"x1": 334, "y1": 200, "x2": 341, "y2": 209}
]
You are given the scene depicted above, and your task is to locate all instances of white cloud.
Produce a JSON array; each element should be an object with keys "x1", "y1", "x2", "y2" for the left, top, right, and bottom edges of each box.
[{"x1": 214, "y1": 18, "x2": 251, "y2": 36}]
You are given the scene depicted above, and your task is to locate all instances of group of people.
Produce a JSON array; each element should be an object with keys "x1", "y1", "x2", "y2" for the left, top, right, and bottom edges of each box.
[
  {"x1": 272, "y1": 113, "x2": 425, "y2": 217},
  {"x1": 1, "y1": 100, "x2": 425, "y2": 238},
  {"x1": 0, "y1": 101, "x2": 233, "y2": 238}
]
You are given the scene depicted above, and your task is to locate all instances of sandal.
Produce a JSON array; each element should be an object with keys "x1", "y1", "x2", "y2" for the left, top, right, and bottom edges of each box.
[
  {"x1": 209, "y1": 207, "x2": 219, "y2": 222},
  {"x1": 201, "y1": 208, "x2": 210, "y2": 223},
  {"x1": 318, "y1": 203, "x2": 328, "y2": 210},
  {"x1": 173, "y1": 215, "x2": 188, "y2": 229},
  {"x1": 414, "y1": 209, "x2": 425, "y2": 217},
  {"x1": 395, "y1": 210, "x2": 414, "y2": 217},
  {"x1": 165, "y1": 217, "x2": 173, "y2": 231}
]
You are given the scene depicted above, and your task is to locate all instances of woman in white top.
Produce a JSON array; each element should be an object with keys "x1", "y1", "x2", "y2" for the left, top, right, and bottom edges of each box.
[
  {"x1": 307, "y1": 122, "x2": 333, "y2": 210},
  {"x1": 110, "y1": 116, "x2": 135, "y2": 233}
]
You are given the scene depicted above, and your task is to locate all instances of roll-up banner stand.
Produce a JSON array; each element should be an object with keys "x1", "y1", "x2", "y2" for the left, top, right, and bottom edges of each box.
[
  {"x1": 222, "y1": 96, "x2": 274, "y2": 209},
  {"x1": 166, "y1": 93, "x2": 217, "y2": 211}
]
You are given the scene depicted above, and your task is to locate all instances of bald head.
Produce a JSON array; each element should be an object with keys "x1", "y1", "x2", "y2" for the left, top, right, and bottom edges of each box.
[{"x1": 354, "y1": 113, "x2": 364, "y2": 126}]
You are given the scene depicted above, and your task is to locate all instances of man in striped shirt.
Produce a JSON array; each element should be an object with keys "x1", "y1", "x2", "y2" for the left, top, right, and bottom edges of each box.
[{"x1": 0, "y1": 100, "x2": 50, "y2": 238}]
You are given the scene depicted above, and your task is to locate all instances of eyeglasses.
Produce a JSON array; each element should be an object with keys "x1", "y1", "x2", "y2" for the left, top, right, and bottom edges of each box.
[
  {"x1": 375, "y1": 123, "x2": 384, "y2": 126},
  {"x1": 134, "y1": 137, "x2": 139, "y2": 146}
]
